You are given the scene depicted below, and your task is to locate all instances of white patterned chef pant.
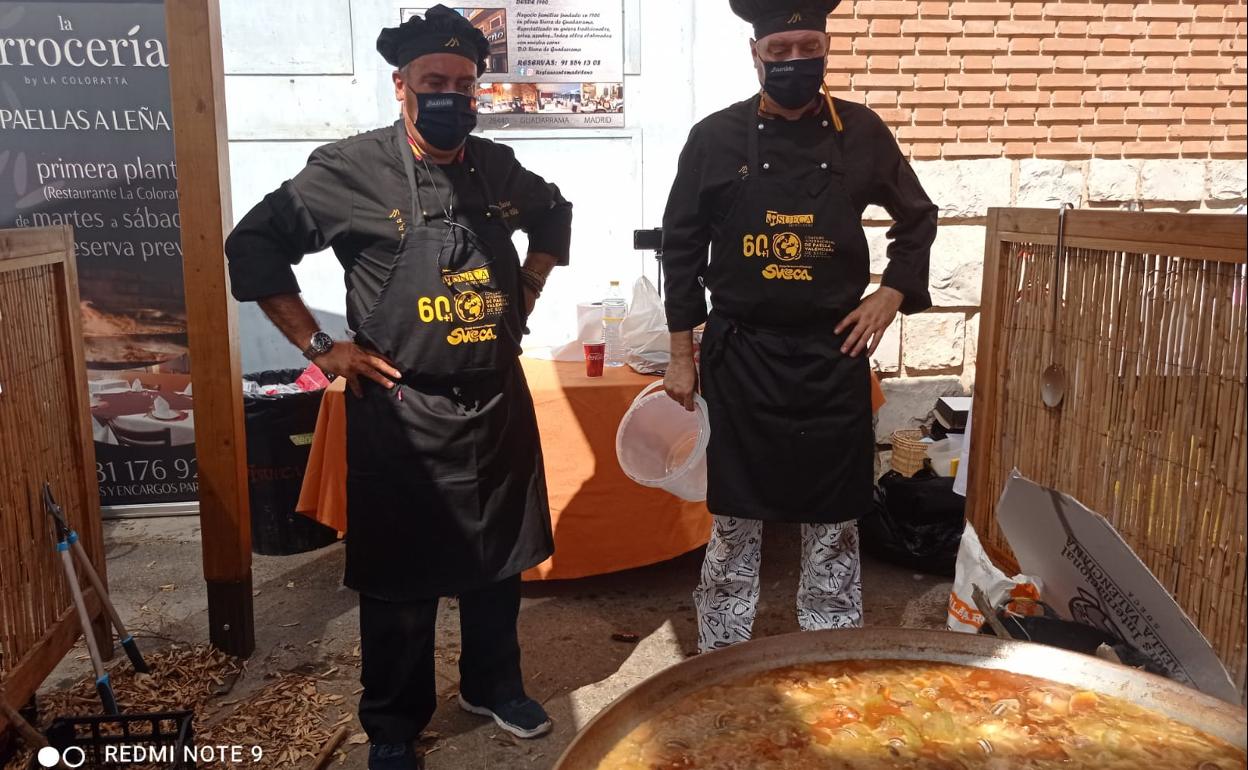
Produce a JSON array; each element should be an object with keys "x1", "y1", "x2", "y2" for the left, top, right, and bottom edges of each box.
[{"x1": 693, "y1": 516, "x2": 863, "y2": 653}]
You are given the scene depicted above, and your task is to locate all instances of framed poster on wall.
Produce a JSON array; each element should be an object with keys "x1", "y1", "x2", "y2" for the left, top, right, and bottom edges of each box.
[{"x1": 400, "y1": 2, "x2": 625, "y2": 130}]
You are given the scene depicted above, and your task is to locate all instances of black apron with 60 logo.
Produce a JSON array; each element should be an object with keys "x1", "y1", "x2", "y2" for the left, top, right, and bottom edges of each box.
[
  {"x1": 342, "y1": 123, "x2": 552, "y2": 600},
  {"x1": 699, "y1": 96, "x2": 874, "y2": 525}
]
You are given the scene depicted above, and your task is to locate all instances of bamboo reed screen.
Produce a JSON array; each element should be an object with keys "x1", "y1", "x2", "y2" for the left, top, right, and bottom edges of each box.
[
  {"x1": 966, "y1": 208, "x2": 1247, "y2": 702},
  {"x1": 0, "y1": 227, "x2": 107, "y2": 721}
]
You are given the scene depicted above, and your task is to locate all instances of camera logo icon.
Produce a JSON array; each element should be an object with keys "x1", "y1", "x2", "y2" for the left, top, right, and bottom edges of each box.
[{"x1": 37, "y1": 746, "x2": 86, "y2": 768}]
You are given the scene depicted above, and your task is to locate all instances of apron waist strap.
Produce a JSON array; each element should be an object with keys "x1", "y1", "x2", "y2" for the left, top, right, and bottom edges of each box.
[
  {"x1": 709, "y1": 310, "x2": 848, "y2": 340},
  {"x1": 397, "y1": 368, "x2": 503, "y2": 388}
]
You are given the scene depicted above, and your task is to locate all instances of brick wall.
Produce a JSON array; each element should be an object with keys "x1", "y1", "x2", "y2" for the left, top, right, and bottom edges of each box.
[
  {"x1": 826, "y1": 0, "x2": 1248, "y2": 160},
  {"x1": 829, "y1": 1, "x2": 1248, "y2": 437}
]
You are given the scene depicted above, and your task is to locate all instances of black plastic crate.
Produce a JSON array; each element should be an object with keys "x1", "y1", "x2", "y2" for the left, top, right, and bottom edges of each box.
[{"x1": 33, "y1": 712, "x2": 195, "y2": 769}]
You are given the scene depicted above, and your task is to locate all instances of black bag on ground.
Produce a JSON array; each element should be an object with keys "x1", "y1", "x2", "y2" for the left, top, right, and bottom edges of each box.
[
  {"x1": 243, "y1": 369, "x2": 337, "y2": 555},
  {"x1": 860, "y1": 467, "x2": 965, "y2": 577}
]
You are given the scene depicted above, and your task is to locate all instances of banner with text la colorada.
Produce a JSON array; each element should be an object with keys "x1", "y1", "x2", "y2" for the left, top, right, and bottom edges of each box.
[{"x1": 0, "y1": 1, "x2": 199, "y2": 509}]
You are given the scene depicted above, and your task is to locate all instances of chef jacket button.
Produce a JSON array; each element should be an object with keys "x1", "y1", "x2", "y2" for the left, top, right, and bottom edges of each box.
[
  {"x1": 757, "y1": 123, "x2": 765, "y2": 130},
  {"x1": 822, "y1": 120, "x2": 829, "y2": 128},
  {"x1": 486, "y1": 212, "x2": 492, "y2": 218},
  {"x1": 763, "y1": 162, "x2": 771, "y2": 170},
  {"x1": 821, "y1": 162, "x2": 829, "y2": 170},
  {"x1": 470, "y1": 167, "x2": 476, "y2": 173}
]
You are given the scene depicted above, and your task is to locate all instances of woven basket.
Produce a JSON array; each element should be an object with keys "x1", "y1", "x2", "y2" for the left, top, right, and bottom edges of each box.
[{"x1": 890, "y1": 429, "x2": 929, "y2": 477}]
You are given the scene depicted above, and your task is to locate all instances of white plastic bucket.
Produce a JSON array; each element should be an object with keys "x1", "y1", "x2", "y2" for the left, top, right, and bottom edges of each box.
[{"x1": 615, "y1": 380, "x2": 711, "y2": 502}]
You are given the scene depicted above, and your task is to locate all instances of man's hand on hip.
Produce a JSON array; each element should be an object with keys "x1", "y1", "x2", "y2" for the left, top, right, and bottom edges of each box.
[
  {"x1": 835, "y1": 286, "x2": 904, "y2": 358},
  {"x1": 315, "y1": 342, "x2": 401, "y2": 398},
  {"x1": 255, "y1": 294, "x2": 400, "y2": 395}
]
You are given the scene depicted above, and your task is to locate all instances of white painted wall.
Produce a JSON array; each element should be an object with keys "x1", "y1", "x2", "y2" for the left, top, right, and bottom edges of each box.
[{"x1": 221, "y1": 0, "x2": 760, "y2": 371}]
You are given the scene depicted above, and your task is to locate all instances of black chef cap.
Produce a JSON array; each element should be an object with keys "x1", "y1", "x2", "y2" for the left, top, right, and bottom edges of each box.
[
  {"x1": 376, "y1": 5, "x2": 490, "y2": 75},
  {"x1": 730, "y1": 0, "x2": 843, "y2": 39}
]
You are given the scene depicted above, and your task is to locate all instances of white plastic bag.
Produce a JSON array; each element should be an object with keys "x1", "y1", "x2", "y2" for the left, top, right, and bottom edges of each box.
[
  {"x1": 947, "y1": 522, "x2": 1044, "y2": 633},
  {"x1": 622, "y1": 276, "x2": 670, "y2": 374}
]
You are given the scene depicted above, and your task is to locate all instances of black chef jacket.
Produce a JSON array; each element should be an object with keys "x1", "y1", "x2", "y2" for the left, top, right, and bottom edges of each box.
[
  {"x1": 224, "y1": 123, "x2": 571, "y2": 599},
  {"x1": 662, "y1": 97, "x2": 937, "y2": 332},
  {"x1": 226, "y1": 123, "x2": 572, "y2": 307}
]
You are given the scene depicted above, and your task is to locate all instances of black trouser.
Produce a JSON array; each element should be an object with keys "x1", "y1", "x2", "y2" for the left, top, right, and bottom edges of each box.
[{"x1": 358, "y1": 575, "x2": 526, "y2": 744}]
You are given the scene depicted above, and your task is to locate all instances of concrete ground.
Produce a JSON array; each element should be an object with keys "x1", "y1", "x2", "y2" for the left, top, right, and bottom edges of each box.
[{"x1": 29, "y1": 515, "x2": 950, "y2": 769}]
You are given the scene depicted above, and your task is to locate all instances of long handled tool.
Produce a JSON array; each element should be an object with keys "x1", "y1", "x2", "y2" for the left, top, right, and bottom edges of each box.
[
  {"x1": 44, "y1": 486, "x2": 119, "y2": 715},
  {"x1": 43, "y1": 485, "x2": 149, "y2": 675}
]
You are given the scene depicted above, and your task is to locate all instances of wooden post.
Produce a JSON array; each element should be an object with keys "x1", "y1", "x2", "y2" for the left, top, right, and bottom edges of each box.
[
  {"x1": 965, "y1": 208, "x2": 1003, "y2": 545},
  {"x1": 164, "y1": 0, "x2": 254, "y2": 657}
]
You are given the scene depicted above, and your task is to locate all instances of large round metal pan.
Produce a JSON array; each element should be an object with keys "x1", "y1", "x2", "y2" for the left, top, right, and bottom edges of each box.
[{"x1": 554, "y1": 628, "x2": 1247, "y2": 768}]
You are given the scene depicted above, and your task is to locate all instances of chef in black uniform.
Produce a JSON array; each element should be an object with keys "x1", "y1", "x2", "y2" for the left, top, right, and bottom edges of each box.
[
  {"x1": 225, "y1": 7, "x2": 571, "y2": 769},
  {"x1": 662, "y1": 0, "x2": 937, "y2": 652}
]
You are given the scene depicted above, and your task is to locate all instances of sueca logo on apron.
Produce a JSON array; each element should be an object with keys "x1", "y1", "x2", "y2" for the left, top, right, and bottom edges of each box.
[
  {"x1": 765, "y1": 211, "x2": 815, "y2": 227},
  {"x1": 762, "y1": 264, "x2": 813, "y2": 281},
  {"x1": 447, "y1": 325, "x2": 498, "y2": 345}
]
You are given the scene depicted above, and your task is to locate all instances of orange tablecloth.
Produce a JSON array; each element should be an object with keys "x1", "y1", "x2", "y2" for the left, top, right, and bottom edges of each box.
[
  {"x1": 296, "y1": 359, "x2": 713, "y2": 581},
  {"x1": 296, "y1": 359, "x2": 885, "y2": 581}
]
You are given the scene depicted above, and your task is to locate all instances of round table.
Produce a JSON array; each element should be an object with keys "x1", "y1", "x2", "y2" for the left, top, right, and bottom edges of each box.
[{"x1": 91, "y1": 389, "x2": 196, "y2": 446}]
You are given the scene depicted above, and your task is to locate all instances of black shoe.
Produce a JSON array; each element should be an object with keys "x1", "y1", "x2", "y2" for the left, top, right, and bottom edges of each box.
[
  {"x1": 368, "y1": 742, "x2": 424, "y2": 770},
  {"x1": 458, "y1": 693, "x2": 553, "y2": 739}
]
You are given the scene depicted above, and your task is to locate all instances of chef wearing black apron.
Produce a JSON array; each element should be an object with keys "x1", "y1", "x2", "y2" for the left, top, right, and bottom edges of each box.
[
  {"x1": 225, "y1": 8, "x2": 571, "y2": 769},
  {"x1": 662, "y1": 0, "x2": 938, "y2": 653}
]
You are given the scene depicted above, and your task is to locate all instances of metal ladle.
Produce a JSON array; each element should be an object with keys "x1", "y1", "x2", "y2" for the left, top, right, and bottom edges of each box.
[{"x1": 1041, "y1": 204, "x2": 1073, "y2": 408}]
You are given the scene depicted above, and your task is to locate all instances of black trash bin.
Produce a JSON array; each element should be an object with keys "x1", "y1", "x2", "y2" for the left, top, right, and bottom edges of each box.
[{"x1": 243, "y1": 369, "x2": 338, "y2": 555}]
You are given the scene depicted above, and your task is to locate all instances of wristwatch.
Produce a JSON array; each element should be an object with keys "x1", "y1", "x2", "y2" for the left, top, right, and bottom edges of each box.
[{"x1": 302, "y1": 331, "x2": 334, "y2": 361}]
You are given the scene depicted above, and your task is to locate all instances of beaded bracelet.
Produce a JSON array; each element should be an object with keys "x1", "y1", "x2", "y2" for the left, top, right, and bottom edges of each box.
[{"x1": 520, "y1": 267, "x2": 547, "y2": 295}]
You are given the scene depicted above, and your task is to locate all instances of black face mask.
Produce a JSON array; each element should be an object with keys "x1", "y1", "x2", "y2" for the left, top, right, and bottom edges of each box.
[
  {"x1": 762, "y1": 57, "x2": 825, "y2": 110},
  {"x1": 412, "y1": 91, "x2": 477, "y2": 151}
]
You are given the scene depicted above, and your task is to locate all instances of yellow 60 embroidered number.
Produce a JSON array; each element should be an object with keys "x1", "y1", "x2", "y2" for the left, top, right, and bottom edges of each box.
[
  {"x1": 418, "y1": 296, "x2": 454, "y2": 323},
  {"x1": 742, "y1": 233, "x2": 770, "y2": 258}
]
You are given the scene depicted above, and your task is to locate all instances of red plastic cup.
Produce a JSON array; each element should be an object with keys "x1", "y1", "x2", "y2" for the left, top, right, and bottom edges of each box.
[{"x1": 583, "y1": 341, "x2": 606, "y2": 377}]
